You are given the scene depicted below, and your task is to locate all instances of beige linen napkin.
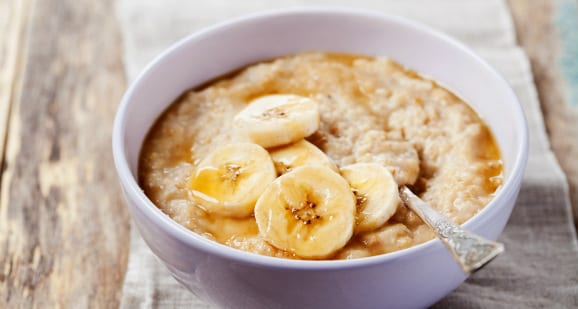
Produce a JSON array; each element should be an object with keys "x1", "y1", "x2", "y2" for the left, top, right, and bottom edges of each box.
[{"x1": 116, "y1": 0, "x2": 578, "y2": 307}]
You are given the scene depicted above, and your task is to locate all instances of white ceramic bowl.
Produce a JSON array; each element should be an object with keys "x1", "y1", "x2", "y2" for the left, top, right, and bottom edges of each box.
[{"x1": 113, "y1": 8, "x2": 528, "y2": 309}]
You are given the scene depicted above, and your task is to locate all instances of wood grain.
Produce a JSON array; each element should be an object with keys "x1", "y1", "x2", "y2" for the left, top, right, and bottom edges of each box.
[
  {"x1": 0, "y1": 0, "x2": 130, "y2": 307},
  {"x1": 509, "y1": 0, "x2": 578, "y2": 223},
  {"x1": 0, "y1": 0, "x2": 31, "y2": 180}
]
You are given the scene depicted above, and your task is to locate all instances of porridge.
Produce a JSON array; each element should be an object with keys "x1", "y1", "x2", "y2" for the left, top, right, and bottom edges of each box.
[{"x1": 139, "y1": 52, "x2": 503, "y2": 260}]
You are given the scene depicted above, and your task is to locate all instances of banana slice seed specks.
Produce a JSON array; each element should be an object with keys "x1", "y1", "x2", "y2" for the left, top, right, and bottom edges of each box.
[
  {"x1": 189, "y1": 142, "x2": 276, "y2": 217},
  {"x1": 233, "y1": 94, "x2": 320, "y2": 148},
  {"x1": 340, "y1": 163, "x2": 401, "y2": 234},
  {"x1": 254, "y1": 165, "x2": 356, "y2": 259}
]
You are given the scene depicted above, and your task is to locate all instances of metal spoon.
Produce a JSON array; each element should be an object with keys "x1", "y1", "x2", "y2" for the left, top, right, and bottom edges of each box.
[{"x1": 399, "y1": 186, "x2": 504, "y2": 274}]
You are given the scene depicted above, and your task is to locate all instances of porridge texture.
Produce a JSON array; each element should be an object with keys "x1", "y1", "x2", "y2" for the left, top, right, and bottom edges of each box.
[{"x1": 139, "y1": 52, "x2": 502, "y2": 260}]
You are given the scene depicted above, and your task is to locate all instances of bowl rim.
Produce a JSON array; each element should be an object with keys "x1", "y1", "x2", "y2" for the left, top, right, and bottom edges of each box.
[{"x1": 112, "y1": 7, "x2": 529, "y2": 270}]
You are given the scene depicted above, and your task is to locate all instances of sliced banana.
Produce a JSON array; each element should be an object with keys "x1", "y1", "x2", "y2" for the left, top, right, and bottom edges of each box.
[
  {"x1": 340, "y1": 163, "x2": 401, "y2": 233},
  {"x1": 233, "y1": 94, "x2": 320, "y2": 148},
  {"x1": 269, "y1": 140, "x2": 338, "y2": 175},
  {"x1": 189, "y1": 142, "x2": 276, "y2": 217},
  {"x1": 254, "y1": 165, "x2": 356, "y2": 259}
]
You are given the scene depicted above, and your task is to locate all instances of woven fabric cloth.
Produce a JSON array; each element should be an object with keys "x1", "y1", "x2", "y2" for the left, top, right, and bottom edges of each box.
[{"x1": 116, "y1": 0, "x2": 578, "y2": 307}]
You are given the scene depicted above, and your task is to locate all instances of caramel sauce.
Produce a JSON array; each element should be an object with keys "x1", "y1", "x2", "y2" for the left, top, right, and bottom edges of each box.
[{"x1": 139, "y1": 52, "x2": 503, "y2": 260}]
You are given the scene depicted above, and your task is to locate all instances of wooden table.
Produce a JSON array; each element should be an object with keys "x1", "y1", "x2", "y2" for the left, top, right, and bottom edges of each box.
[{"x1": 1, "y1": 0, "x2": 577, "y2": 307}]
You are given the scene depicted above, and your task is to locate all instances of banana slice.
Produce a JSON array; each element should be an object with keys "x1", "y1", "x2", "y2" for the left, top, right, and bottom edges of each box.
[
  {"x1": 254, "y1": 165, "x2": 356, "y2": 259},
  {"x1": 269, "y1": 140, "x2": 338, "y2": 175},
  {"x1": 233, "y1": 94, "x2": 320, "y2": 148},
  {"x1": 340, "y1": 163, "x2": 401, "y2": 233},
  {"x1": 189, "y1": 142, "x2": 276, "y2": 217}
]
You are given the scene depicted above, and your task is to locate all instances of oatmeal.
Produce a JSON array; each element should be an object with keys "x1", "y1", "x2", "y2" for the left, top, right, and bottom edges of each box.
[{"x1": 139, "y1": 52, "x2": 502, "y2": 260}]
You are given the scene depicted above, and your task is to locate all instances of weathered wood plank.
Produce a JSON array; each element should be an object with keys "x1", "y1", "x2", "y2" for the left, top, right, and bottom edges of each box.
[
  {"x1": 0, "y1": 0, "x2": 31, "y2": 184},
  {"x1": 0, "y1": 0, "x2": 129, "y2": 307},
  {"x1": 509, "y1": 0, "x2": 578, "y2": 223}
]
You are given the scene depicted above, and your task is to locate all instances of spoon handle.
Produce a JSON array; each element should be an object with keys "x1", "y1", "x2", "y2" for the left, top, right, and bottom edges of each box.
[{"x1": 399, "y1": 186, "x2": 504, "y2": 274}]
